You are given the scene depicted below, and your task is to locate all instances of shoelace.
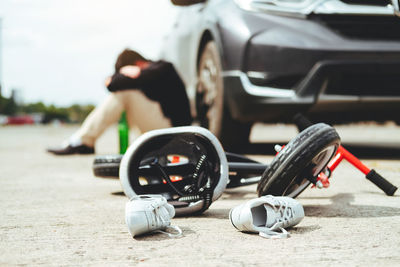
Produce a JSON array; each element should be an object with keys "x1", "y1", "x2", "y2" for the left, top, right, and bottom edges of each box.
[
  {"x1": 259, "y1": 227, "x2": 289, "y2": 239},
  {"x1": 152, "y1": 203, "x2": 182, "y2": 238},
  {"x1": 154, "y1": 225, "x2": 183, "y2": 238},
  {"x1": 259, "y1": 199, "x2": 294, "y2": 239}
]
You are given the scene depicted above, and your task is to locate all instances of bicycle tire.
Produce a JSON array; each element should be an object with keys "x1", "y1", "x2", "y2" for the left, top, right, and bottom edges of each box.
[
  {"x1": 92, "y1": 152, "x2": 265, "y2": 187},
  {"x1": 257, "y1": 123, "x2": 340, "y2": 198},
  {"x1": 92, "y1": 154, "x2": 122, "y2": 178}
]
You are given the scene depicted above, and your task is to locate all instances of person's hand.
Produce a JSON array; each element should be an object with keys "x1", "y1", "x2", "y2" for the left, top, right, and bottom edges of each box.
[
  {"x1": 119, "y1": 65, "x2": 141, "y2": 79},
  {"x1": 105, "y1": 76, "x2": 112, "y2": 87}
]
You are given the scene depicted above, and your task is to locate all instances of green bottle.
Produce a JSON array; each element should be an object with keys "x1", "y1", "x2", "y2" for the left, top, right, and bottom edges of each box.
[{"x1": 118, "y1": 111, "x2": 129, "y2": 154}]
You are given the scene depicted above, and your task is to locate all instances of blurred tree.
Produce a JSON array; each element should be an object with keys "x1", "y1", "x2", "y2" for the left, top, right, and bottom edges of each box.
[
  {"x1": 67, "y1": 104, "x2": 95, "y2": 123},
  {"x1": 1, "y1": 96, "x2": 95, "y2": 123},
  {"x1": 42, "y1": 104, "x2": 69, "y2": 123},
  {"x1": 22, "y1": 102, "x2": 47, "y2": 114},
  {"x1": 0, "y1": 95, "x2": 17, "y2": 115}
]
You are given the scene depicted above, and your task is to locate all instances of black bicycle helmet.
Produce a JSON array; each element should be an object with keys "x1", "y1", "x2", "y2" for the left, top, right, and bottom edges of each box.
[{"x1": 119, "y1": 126, "x2": 229, "y2": 216}]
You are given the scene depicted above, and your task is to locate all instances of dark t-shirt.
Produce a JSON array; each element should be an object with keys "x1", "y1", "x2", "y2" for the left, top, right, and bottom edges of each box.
[{"x1": 107, "y1": 60, "x2": 192, "y2": 127}]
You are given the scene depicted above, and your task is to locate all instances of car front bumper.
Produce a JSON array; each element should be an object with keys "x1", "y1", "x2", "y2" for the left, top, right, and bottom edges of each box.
[
  {"x1": 222, "y1": 12, "x2": 400, "y2": 124},
  {"x1": 223, "y1": 60, "x2": 400, "y2": 124}
]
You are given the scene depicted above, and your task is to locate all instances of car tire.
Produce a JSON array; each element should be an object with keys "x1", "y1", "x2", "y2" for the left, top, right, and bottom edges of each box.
[
  {"x1": 257, "y1": 123, "x2": 340, "y2": 198},
  {"x1": 196, "y1": 41, "x2": 252, "y2": 152},
  {"x1": 92, "y1": 154, "x2": 122, "y2": 178}
]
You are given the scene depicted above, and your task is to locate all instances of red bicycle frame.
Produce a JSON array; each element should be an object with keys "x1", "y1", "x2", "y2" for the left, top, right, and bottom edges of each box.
[{"x1": 293, "y1": 114, "x2": 398, "y2": 196}]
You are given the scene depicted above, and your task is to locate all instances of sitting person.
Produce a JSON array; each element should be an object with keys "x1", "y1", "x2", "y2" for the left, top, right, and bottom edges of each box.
[{"x1": 47, "y1": 49, "x2": 192, "y2": 155}]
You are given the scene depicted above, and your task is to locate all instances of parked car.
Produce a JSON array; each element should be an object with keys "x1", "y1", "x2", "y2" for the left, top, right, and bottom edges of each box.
[{"x1": 163, "y1": 0, "x2": 400, "y2": 150}]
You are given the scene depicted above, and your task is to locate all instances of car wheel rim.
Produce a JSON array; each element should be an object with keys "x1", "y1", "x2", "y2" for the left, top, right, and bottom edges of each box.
[{"x1": 198, "y1": 52, "x2": 223, "y2": 135}]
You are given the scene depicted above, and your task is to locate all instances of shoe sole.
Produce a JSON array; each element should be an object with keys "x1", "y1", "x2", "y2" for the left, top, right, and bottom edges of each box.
[{"x1": 229, "y1": 207, "x2": 240, "y2": 230}]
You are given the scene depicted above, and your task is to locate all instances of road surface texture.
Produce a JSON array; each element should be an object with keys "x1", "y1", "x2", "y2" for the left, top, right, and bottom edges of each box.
[{"x1": 1, "y1": 123, "x2": 400, "y2": 266}]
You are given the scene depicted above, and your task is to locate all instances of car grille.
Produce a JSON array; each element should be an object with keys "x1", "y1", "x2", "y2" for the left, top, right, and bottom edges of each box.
[
  {"x1": 340, "y1": 0, "x2": 391, "y2": 6},
  {"x1": 310, "y1": 14, "x2": 400, "y2": 41},
  {"x1": 324, "y1": 73, "x2": 400, "y2": 97}
]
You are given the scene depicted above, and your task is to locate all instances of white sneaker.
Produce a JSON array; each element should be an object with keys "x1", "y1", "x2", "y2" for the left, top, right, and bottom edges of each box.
[
  {"x1": 229, "y1": 195, "x2": 304, "y2": 239},
  {"x1": 125, "y1": 194, "x2": 181, "y2": 237}
]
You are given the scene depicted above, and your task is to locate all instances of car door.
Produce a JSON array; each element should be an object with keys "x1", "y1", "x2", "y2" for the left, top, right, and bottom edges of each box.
[{"x1": 160, "y1": 2, "x2": 206, "y2": 103}]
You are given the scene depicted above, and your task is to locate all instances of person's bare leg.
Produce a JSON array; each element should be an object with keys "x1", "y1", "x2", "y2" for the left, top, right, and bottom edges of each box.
[
  {"x1": 71, "y1": 90, "x2": 170, "y2": 147},
  {"x1": 71, "y1": 92, "x2": 125, "y2": 147},
  {"x1": 48, "y1": 90, "x2": 171, "y2": 155},
  {"x1": 118, "y1": 90, "x2": 172, "y2": 134}
]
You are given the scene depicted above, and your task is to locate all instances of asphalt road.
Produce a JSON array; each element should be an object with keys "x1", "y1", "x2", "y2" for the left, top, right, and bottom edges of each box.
[{"x1": 1, "y1": 123, "x2": 399, "y2": 266}]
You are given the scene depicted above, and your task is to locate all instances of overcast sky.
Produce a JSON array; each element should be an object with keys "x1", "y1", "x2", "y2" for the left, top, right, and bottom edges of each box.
[{"x1": 0, "y1": 0, "x2": 180, "y2": 106}]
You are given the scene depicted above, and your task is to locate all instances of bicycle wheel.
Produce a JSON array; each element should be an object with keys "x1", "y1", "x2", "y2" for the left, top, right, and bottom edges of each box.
[
  {"x1": 257, "y1": 123, "x2": 340, "y2": 198},
  {"x1": 92, "y1": 154, "x2": 123, "y2": 178}
]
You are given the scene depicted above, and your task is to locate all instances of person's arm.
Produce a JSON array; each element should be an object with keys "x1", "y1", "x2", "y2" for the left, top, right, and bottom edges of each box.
[
  {"x1": 106, "y1": 73, "x2": 141, "y2": 92},
  {"x1": 131, "y1": 61, "x2": 173, "y2": 84},
  {"x1": 119, "y1": 65, "x2": 141, "y2": 79},
  {"x1": 107, "y1": 61, "x2": 173, "y2": 92},
  {"x1": 107, "y1": 65, "x2": 143, "y2": 92}
]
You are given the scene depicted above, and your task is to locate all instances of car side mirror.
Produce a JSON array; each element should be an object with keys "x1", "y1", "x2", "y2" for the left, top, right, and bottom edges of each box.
[{"x1": 171, "y1": 0, "x2": 206, "y2": 6}]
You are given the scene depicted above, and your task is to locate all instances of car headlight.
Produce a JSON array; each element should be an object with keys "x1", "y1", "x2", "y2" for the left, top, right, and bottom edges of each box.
[{"x1": 235, "y1": 0, "x2": 325, "y2": 17}]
